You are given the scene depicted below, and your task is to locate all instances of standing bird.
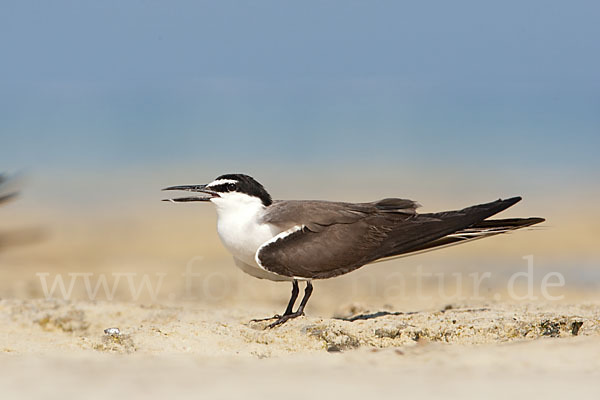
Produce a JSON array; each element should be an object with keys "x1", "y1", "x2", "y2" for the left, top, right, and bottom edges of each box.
[{"x1": 163, "y1": 174, "x2": 544, "y2": 328}]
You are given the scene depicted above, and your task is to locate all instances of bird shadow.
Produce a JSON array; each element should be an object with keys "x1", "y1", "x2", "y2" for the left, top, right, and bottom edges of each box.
[
  {"x1": 334, "y1": 310, "x2": 419, "y2": 322},
  {"x1": 334, "y1": 304, "x2": 491, "y2": 322}
]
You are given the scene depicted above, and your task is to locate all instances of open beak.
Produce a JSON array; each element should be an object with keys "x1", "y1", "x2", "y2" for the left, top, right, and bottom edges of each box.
[{"x1": 161, "y1": 184, "x2": 219, "y2": 203}]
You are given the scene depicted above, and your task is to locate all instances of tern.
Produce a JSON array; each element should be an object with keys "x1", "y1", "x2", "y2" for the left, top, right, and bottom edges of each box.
[{"x1": 163, "y1": 174, "x2": 544, "y2": 327}]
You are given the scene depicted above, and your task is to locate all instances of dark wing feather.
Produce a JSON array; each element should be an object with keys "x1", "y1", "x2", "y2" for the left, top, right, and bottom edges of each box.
[
  {"x1": 257, "y1": 217, "x2": 400, "y2": 279},
  {"x1": 262, "y1": 200, "x2": 369, "y2": 232},
  {"x1": 374, "y1": 197, "x2": 523, "y2": 258},
  {"x1": 262, "y1": 198, "x2": 419, "y2": 232},
  {"x1": 372, "y1": 217, "x2": 546, "y2": 263},
  {"x1": 374, "y1": 198, "x2": 420, "y2": 214},
  {"x1": 257, "y1": 197, "x2": 524, "y2": 279}
]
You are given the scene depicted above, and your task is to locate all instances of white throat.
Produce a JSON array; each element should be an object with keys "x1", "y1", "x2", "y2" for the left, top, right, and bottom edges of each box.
[{"x1": 211, "y1": 192, "x2": 279, "y2": 267}]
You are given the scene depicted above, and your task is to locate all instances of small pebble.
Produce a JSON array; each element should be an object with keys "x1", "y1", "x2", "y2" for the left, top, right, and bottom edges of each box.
[{"x1": 104, "y1": 327, "x2": 121, "y2": 336}]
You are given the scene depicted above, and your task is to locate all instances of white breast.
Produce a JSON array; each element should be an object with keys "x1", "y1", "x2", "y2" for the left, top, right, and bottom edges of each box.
[
  {"x1": 212, "y1": 192, "x2": 281, "y2": 268},
  {"x1": 217, "y1": 216, "x2": 278, "y2": 266}
]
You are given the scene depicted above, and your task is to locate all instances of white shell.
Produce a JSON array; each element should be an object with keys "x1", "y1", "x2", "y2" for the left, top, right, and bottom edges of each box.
[{"x1": 104, "y1": 327, "x2": 121, "y2": 336}]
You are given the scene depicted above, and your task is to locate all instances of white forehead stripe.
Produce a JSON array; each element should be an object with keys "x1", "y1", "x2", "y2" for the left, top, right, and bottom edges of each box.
[{"x1": 206, "y1": 179, "x2": 238, "y2": 187}]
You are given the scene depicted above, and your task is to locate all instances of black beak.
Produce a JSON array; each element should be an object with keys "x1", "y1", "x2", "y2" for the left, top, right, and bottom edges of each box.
[{"x1": 161, "y1": 184, "x2": 218, "y2": 203}]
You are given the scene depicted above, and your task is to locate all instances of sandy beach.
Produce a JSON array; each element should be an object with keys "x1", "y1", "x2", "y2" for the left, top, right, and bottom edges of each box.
[{"x1": 1, "y1": 296, "x2": 600, "y2": 399}]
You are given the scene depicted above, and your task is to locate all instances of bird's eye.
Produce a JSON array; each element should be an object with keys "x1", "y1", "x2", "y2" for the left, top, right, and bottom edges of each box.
[{"x1": 227, "y1": 183, "x2": 236, "y2": 191}]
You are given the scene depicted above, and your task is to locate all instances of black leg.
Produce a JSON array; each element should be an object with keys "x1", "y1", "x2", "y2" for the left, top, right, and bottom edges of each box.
[
  {"x1": 267, "y1": 281, "x2": 313, "y2": 328},
  {"x1": 250, "y1": 280, "x2": 299, "y2": 323},
  {"x1": 295, "y1": 280, "x2": 313, "y2": 315},
  {"x1": 283, "y1": 280, "x2": 300, "y2": 315}
]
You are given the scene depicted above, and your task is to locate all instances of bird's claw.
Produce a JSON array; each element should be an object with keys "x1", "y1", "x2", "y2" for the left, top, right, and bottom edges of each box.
[
  {"x1": 266, "y1": 311, "x2": 304, "y2": 329},
  {"x1": 250, "y1": 314, "x2": 282, "y2": 323}
]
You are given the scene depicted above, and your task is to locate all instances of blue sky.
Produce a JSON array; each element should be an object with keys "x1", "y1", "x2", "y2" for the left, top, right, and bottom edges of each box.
[{"x1": 1, "y1": 0, "x2": 599, "y2": 171}]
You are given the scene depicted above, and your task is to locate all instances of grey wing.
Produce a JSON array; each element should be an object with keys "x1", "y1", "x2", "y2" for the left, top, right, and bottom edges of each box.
[
  {"x1": 257, "y1": 197, "x2": 523, "y2": 279},
  {"x1": 256, "y1": 198, "x2": 420, "y2": 278},
  {"x1": 256, "y1": 216, "x2": 398, "y2": 279},
  {"x1": 262, "y1": 198, "x2": 419, "y2": 231}
]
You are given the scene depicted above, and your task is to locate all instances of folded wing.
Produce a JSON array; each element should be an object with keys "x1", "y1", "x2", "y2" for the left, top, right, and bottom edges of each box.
[{"x1": 257, "y1": 197, "x2": 539, "y2": 279}]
